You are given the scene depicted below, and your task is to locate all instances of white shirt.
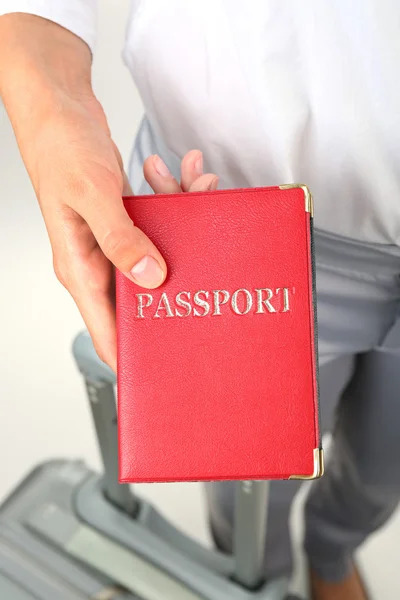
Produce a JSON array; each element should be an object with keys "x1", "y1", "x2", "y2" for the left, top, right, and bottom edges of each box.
[{"x1": 2, "y1": 0, "x2": 400, "y2": 245}]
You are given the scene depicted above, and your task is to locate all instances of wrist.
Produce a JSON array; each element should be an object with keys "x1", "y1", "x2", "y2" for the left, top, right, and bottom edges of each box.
[
  {"x1": 0, "y1": 13, "x2": 93, "y2": 105},
  {"x1": 0, "y1": 13, "x2": 94, "y2": 150}
]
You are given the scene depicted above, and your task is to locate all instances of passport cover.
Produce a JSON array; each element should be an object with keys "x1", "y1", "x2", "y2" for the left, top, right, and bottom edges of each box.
[{"x1": 117, "y1": 184, "x2": 322, "y2": 483}]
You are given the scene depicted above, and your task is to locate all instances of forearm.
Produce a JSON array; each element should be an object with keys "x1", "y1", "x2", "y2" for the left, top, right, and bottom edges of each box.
[
  {"x1": 0, "y1": 12, "x2": 103, "y2": 193},
  {"x1": 0, "y1": 6, "x2": 171, "y2": 370},
  {"x1": 0, "y1": 14, "x2": 93, "y2": 133}
]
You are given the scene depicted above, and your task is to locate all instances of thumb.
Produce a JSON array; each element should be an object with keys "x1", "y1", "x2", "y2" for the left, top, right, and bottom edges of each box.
[
  {"x1": 77, "y1": 177, "x2": 166, "y2": 289},
  {"x1": 122, "y1": 170, "x2": 133, "y2": 195}
]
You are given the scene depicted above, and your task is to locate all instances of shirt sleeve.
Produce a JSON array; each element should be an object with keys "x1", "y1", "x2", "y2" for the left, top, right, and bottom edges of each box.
[{"x1": 0, "y1": 0, "x2": 98, "y2": 54}]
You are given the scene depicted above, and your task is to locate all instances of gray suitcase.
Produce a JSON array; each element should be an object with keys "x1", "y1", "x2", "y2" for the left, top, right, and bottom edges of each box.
[
  {"x1": 1, "y1": 324, "x2": 400, "y2": 599},
  {"x1": 0, "y1": 331, "x2": 287, "y2": 600}
]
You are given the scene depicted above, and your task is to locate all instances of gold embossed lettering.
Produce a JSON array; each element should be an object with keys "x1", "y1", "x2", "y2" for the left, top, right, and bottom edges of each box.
[
  {"x1": 276, "y1": 287, "x2": 291, "y2": 312},
  {"x1": 175, "y1": 291, "x2": 192, "y2": 317},
  {"x1": 140, "y1": 286, "x2": 292, "y2": 319},
  {"x1": 231, "y1": 289, "x2": 253, "y2": 315},
  {"x1": 255, "y1": 288, "x2": 276, "y2": 313},
  {"x1": 212, "y1": 290, "x2": 230, "y2": 316},
  {"x1": 154, "y1": 292, "x2": 174, "y2": 318},
  {"x1": 193, "y1": 290, "x2": 210, "y2": 317},
  {"x1": 136, "y1": 293, "x2": 153, "y2": 319}
]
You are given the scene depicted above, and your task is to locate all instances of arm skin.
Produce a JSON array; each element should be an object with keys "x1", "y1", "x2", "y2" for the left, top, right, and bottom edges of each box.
[{"x1": 0, "y1": 13, "x2": 218, "y2": 369}]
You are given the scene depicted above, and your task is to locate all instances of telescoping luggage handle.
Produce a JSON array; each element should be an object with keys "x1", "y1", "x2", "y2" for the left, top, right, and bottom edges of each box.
[
  {"x1": 72, "y1": 331, "x2": 137, "y2": 517},
  {"x1": 72, "y1": 331, "x2": 270, "y2": 591}
]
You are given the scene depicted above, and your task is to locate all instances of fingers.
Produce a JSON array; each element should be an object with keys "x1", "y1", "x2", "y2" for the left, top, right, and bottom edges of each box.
[
  {"x1": 50, "y1": 212, "x2": 118, "y2": 370},
  {"x1": 122, "y1": 170, "x2": 133, "y2": 195},
  {"x1": 143, "y1": 154, "x2": 182, "y2": 194},
  {"x1": 180, "y1": 149, "x2": 218, "y2": 191},
  {"x1": 73, "y1": 256, "x2": 118, "y2": 371},
  {"x1": 68, "y1": 174, "x2": 167, "y2": 288},
  {"x1": 180, "y1": 149, "x2": 203, "y2": 191},
  {"x1": 113, "y1": 141, "x2": 133, "y2": 195},
  {"x1": 189, "y1": 173, "x2": 219, "y2": 192},
  {"x1": 144, "y1": 150, "x2": 219, "y2": 195}
]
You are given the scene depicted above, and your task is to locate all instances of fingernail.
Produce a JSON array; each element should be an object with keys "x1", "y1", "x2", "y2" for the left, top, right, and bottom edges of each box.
[
  {"x1": 130, "y1": 255, "x2": 164, "y2": 287},
  {"x1": 208, "y1": 177, "x2": 219, "y2": 191},
  {"x1": 153, "y1": 155, "x2": 171, "y2": 178},
  {"x1": 194, "y1": 153, "x2": 203, "y2": 176}
]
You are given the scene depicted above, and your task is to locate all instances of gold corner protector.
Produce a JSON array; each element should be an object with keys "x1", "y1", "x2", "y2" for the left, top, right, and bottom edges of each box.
[
  {"x1": 289, "y1": 448, "x2": 324, "y2": 481},
  {"x1": 279, "y1": 183, "x2": 314, "y2": 218}
]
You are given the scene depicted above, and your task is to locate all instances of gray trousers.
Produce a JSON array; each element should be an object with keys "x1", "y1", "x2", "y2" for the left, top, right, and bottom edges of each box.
[{"x1": 205, "y1": 227, "x2": 400, "y2": 582}]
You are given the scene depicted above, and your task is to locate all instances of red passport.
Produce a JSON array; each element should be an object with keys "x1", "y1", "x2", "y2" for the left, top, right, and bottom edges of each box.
[{"x1": 117, "y1": 185, "x2": 323, "y2": 483}]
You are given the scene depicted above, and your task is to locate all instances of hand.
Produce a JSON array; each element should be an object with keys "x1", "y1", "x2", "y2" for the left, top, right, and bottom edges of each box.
[{"x1": 0, "y1": 14, "x2": 217, "y2": 369}]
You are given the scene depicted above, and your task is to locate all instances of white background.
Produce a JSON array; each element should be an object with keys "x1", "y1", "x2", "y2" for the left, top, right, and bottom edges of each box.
[{"x1": 0, "y1": 1, "x2": 399, "y2": 597}]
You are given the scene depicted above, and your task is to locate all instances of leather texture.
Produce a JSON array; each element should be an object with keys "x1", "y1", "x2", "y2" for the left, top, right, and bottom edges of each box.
[{"x1": 117, "y1": 186, "x2": 319, "y2": 483}]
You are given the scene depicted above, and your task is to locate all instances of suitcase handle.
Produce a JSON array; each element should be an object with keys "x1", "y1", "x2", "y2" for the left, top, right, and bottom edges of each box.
[
  {"x1": 72, "y1": 330, "x2": 116, "y2": 386},
  {"x1": 233, "y1": 480, "x2": 269, "y2": 589},
  {"x1": 72, "y1": 331, "x2": 270, "y2": 590},
  {"x1": 72, "y1": 331, "x2": 137, "y2": 516}
]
